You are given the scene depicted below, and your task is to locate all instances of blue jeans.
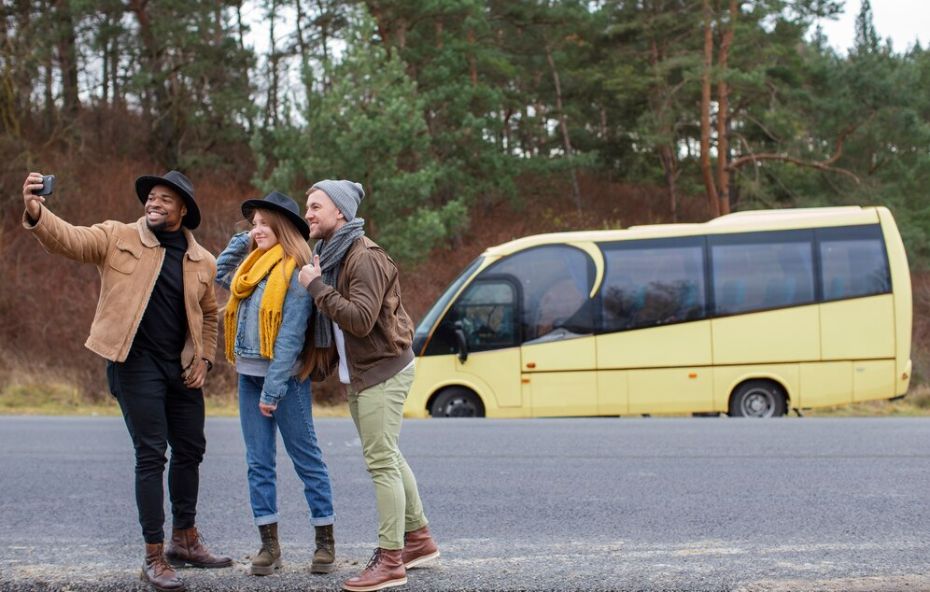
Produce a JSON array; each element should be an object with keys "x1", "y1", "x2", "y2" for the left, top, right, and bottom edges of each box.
[{"x1": 238, "y1": 374, "x2": 335, "y2": 527}]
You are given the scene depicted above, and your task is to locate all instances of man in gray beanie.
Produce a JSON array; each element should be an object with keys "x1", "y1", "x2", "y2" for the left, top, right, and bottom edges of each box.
[
  {"x1": 309, "y1": 179, "x2": 364, "y2": 221},
  {"x1": 298, "y1": 180, "x2": 439, "y2": 592}
]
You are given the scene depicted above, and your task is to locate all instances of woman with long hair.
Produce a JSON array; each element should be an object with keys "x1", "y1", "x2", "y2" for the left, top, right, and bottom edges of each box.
[{"x1": 215, "y1": 191, "x2": 336, "y2": 576}]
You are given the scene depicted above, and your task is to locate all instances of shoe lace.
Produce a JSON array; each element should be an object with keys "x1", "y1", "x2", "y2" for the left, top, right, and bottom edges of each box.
[
  {"x1": 151, "y1": 554, "x2": 172, "y2": 578},
  {"x1": 188, "y1": 528, "x2": 208, "y2": 550},
  {"x1": 363, "y1": 548, "x2": 382, "y2": 571}
]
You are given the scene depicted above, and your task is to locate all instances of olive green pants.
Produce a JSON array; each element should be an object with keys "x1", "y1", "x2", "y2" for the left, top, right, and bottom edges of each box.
[{"x1": 348, "y1": 365, "x2": 428, "y2": 550}]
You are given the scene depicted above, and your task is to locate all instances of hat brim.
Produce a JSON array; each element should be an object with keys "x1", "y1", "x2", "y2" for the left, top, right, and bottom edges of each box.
[
  {"x1": 241, "y1": 199, "x2": 310, "y2": 240},
  {"x1": 135, "y1": 176, "x2": 201, "y2": 230}
]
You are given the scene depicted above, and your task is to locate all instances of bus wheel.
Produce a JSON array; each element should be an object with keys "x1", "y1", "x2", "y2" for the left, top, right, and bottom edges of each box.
[
  {"x1": 430, "y1": 388, "x2": 485, "y2": 418},
  {"x1": 728, "y1": 381, "x2": 786, "y2": 418}
]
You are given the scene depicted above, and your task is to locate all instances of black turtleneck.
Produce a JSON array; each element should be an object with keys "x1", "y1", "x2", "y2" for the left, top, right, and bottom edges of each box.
[{"x1": 131, "y1": 228, "x2": 188, "y2": 359}]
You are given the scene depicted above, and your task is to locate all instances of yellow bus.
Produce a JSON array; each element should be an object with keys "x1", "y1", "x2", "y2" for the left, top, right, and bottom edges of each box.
[{"x1": 404, "y1": 206, "x2": 912, "y2": 419}]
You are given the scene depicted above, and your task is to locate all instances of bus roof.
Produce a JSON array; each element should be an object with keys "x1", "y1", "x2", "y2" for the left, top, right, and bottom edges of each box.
[{"x1": 483, "y1": 206, "x2": 884, "y2": 257}]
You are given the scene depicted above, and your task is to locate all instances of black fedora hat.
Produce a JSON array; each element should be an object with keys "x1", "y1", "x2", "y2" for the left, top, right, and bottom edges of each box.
[
  {"x1": 135, "y1": 170, "x2": 201, "y2": 229},
  {"x1": 241, "y1": 191, "x2": 310, "y2": 240}
]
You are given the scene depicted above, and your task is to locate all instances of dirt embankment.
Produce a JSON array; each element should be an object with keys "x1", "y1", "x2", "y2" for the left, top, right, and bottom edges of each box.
[{"x1": 2, "y1": 156, "x2": 927, "y2": 407}]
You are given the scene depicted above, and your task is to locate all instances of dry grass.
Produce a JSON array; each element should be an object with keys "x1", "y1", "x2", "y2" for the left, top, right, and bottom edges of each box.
[
  {"x1": 0, "y1": 366, "x2": 350, "y2": 417},
  {"x1": 803, "y1": 384, "x2": 930, "y2": 417},
  {"x1": 0, "y1": 380, "x2": 121, "y2": 416}
]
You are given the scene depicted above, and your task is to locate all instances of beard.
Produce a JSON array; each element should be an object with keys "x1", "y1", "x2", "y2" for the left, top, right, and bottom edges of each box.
[{"x1": 146, "y1": 218, "x2": 168, "y2": 232}]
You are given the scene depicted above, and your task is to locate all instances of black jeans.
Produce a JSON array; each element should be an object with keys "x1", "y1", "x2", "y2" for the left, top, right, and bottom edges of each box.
[{"x1": 107, "y1": 349, "x2": 206, "y2": 544}]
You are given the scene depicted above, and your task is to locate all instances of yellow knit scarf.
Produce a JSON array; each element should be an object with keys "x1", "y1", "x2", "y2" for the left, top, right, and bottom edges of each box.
[{"x1": 224, "y1": 244, "x2": 297, "y2": 362}]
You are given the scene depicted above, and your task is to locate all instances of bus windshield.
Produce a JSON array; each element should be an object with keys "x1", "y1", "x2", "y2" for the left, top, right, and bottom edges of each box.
[{"x1": 412, "y1": 256, "x2": 485, "y2": 353}]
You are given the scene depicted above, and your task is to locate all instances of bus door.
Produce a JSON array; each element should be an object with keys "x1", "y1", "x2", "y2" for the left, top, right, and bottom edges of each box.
[
  {"x1": 444, "y1": 277, "x2": 524, "y2": 409},
  {"x1": 521, "y1": 339, "x2": 598, "y2": 417}
]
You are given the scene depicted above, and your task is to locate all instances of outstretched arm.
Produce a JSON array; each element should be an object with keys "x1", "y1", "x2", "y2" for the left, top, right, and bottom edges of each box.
[{"x1": 22, "y1": 173, "x2": 110, "y2": 265}]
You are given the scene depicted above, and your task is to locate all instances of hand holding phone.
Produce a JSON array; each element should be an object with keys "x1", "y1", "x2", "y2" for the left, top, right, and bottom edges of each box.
[
  {"x1": 33, "y1": 175, "x2": 55, "y2": 196},
  {"x1": 23, "y1": 172, "x2": 53, "y2": 220}
]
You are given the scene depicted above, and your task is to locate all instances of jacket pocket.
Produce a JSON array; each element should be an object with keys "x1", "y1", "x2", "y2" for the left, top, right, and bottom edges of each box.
[
  {"x1": 108, "y1": 238, "x2": 142, "y2": 274},
  {"x1": 197, "y1": 270, "x2": 210, "y2": 298}
]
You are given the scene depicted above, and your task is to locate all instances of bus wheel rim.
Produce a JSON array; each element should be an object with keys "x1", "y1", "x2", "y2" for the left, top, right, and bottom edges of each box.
[
  {"x1": 446, "y1": 397, "x2": 476, "y2": 417},
  {"x1": 742, "y1": 389, "x2": 775, "y2": 418}
]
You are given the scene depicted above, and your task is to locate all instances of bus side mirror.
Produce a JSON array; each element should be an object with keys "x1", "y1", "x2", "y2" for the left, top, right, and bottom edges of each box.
[{"x1": 454, "y1": 321, "x2": 468, "y2": 363}]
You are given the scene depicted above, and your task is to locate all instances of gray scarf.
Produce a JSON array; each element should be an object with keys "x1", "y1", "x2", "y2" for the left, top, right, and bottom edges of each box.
[{"x1": 312, "y1": 218, "x2": 365, "y2": 348}]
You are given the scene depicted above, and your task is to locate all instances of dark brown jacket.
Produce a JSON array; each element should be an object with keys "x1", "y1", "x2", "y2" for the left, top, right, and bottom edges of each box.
[{"x1": 306, "y1": 236, "x2": 414, "y2": 392}]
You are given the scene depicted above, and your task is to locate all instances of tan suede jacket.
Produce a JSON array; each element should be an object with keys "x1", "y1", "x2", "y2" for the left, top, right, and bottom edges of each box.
[
  {"x1": 307, "y1": 236, "x2": 414, "y2": 392},
  {"x1": 23, "y1": 206, "x2": 218, "y2": 372}
]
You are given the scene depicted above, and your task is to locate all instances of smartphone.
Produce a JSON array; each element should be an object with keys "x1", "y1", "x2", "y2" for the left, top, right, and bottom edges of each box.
[{"x1": 33, "y1": 175, "x2": 55, "y2": 196}]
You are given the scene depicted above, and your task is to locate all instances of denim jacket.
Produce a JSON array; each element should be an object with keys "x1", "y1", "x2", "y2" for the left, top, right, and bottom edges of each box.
[{"x1": 216, "y1": 232, "x2": 311, "y2": 405}]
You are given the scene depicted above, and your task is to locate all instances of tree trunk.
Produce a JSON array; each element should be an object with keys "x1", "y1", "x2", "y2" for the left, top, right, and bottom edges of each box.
[
  {"x1": 235, "y1": 1, "x2": 246, "y2": 51},
  {"x1": 265, "y1": 0, "x2": 279, "y2": 128},
  {"x1": 54, "y1": 0, "x2": 80, "y2": 120},
  {"x1": 366, "y1": 1, "x2": 406, "y2": 55},
  {"x1": 715, "y1": 0, "x2": 737, "y2": 216},
  {"x1": 545, "y1": 42, "x2": 581, "y2": 212},
  {"x1": 295, "y1": 0, "x2": 309, "y2": 63},
  {"x1": 43, "y1": 48, "x2": 54, "y2": 123},
  {"x1": 467, "y1": 28, "x2": 477, "y2": 86},
  {"x1": 110, "y1": 19, "x2": 121, "y2": 108},
  {"x1": 11, "y1": 0, "x2": 35, "y2": 122},
  {"x1": 129, "y1": 0, "x2": 179, "y2": 166},
  {"x1": 699, "y1": 0, "x2": 720, "y2": 218},
  {"x1": 648, "y1": 35, "x2": 679, "y2": 222},
  {"x1": 659, "y1": 146, "x2": 679, "y2": 223},
  {"x1": 101, "y1": 32, "x2": 109, "y2": 104}
]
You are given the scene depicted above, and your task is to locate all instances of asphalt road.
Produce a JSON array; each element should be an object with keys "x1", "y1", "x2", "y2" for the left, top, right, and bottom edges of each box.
[{"x1": 1, "y1": 415, "x2": 929, "y2": 592}]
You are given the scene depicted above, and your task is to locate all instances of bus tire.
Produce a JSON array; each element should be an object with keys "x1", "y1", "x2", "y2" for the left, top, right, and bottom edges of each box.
[
  {"x1": 430, "y1": 387, "x2": 485, "y2": 418},
  {"x1": 728, "y1": 380, "x2": 787, "y2": 418}
]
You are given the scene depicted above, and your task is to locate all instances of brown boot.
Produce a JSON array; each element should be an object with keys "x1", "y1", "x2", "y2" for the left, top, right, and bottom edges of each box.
[
  {"x1": 251, "y1": 523, "x2": 282, "y2": 576},
  {"x1": 402, "y1": 524, "x2": 439, "y2": 568},
  {"x1": 311, "y1": 524, "x2": 336, "y2": 574},
  {"x1": 165, "y1": 526, "x2": 233, "y2": 568},
  {"x1": 342, "y1": 548, "x2": 406, "y2": 592},
  {"x1": 141, "y1": 542, "x2": 185, "y2": 592}
]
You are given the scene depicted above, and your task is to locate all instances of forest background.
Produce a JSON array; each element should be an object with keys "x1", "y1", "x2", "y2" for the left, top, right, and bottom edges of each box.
[{"x1": 1, "y1": 0, "x2": 929, "y2": 413}]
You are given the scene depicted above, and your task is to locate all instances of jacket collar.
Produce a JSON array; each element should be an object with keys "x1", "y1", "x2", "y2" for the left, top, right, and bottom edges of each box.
[{"x1": 135, "y1": 217, "x2": 203, "y2": 261}]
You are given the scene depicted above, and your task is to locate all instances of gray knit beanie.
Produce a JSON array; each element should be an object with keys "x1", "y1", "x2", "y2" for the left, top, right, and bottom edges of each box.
[{"x1": 311, "y1": 179, "x2": 365, "y2": 221}]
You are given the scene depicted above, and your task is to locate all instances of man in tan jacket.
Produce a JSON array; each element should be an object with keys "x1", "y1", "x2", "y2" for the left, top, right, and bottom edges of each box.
[
  {"x1": 22, "y1": 171, "x2": 230, "y2": 592},
  {"x1": 298, "y1": 180, "x2": 439, "y2": 592}
]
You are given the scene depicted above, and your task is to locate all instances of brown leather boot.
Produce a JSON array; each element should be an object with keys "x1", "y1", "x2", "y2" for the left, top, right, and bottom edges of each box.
[
  {"x1": 342, "y1": 548, "x2": 406, "y2": 592},
  {"x1": 402, "y1": 524, "x2": 439, "y2": 568},
  {"x1": 141, "y1": 542, "x2": 186, "y2": 592},
  {"x1": 251, "y1": 523, "x2": 282, "y2": 576},
  {"x1": 311, "y1": 524, "x2": 336, "y2": 574},
  {"x1": 165, "y1": 526, "x2": 233, "y2": 568}
]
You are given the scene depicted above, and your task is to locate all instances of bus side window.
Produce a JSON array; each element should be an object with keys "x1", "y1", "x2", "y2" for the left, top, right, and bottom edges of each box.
[
  {"x1": 601, "y1": 240, "x2": 706, "y2": 330},
  {"x1": 717, "y1": 279, "x2": 747, "y2": 315},
  {"x1": 602, "y1": 277, "x2": 640, "y2": 330},
  {"x1": 489, "y1": 245, "x2": 596, "y2": 343},
  {"x1": 456, "y1": 281, "x2": 518, "y2": 350},
  {"x1": 712, "y1": 234, "x2": 814, "y2": 315},
  {"x1": 534, "y1": 278, "x2": 587, "y2": 337},
  {"x1": 818, "y1": 226, "x2": 891, "y2": 301},
  {"x1": 678, "y1": 280, "x2": 702, "y2": 319},
  {"x1": 424, "y1": 279, "x2": 518, "y2": 355},
  {"x1": 763, "y1": 277, "x2": 797, "y2": 308}
]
